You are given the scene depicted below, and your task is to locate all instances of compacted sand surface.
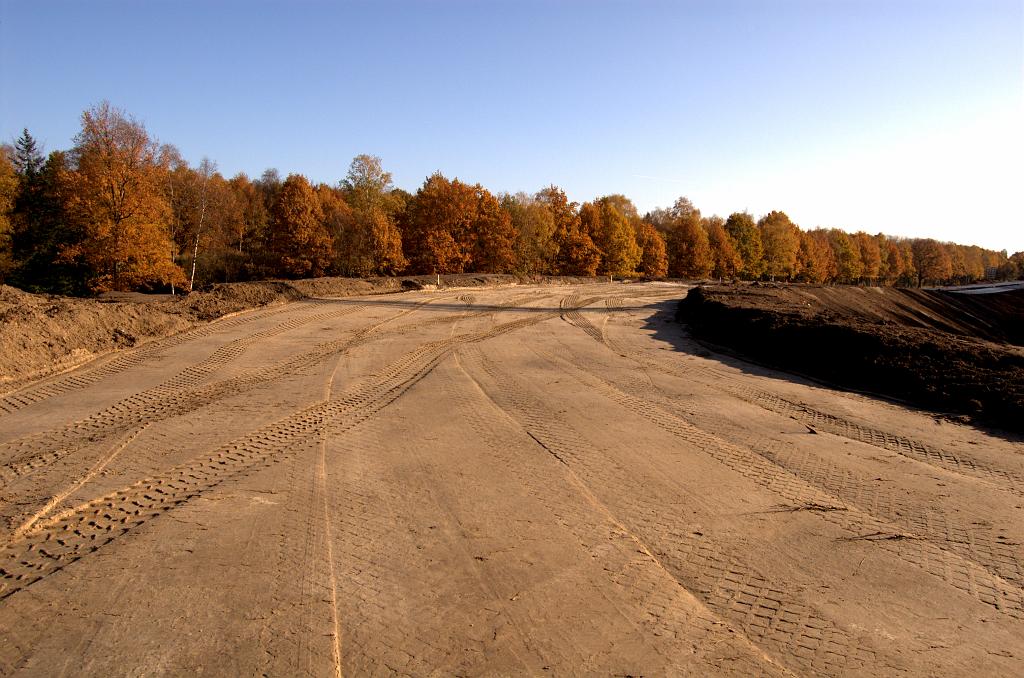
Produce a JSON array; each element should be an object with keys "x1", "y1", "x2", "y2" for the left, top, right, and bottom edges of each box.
[{"x1": 0, "y1": 282, "x2": 1021, "y2": 676}]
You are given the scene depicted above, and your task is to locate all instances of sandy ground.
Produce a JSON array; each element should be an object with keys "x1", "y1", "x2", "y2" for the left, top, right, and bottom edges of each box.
[{"x1": 0, "y1": 282, "x2": 1021, "y2": 676}]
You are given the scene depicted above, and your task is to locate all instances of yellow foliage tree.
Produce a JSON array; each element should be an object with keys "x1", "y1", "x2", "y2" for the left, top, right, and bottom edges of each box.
[
  {"x1": 336, "y1": 155, "x2": 407, "y2": 275},
  {"x1": 581, "y1": 198, "x2": 641, "y2": 277},
  {"x1": 758, "y1": 211, "x2": 800, "y2": 281},
  {"x1": 667, "y1": 211, "x2": 712, "y2": 278},
  {"x1": 501, "y1": 192, "x2": 557, "y2": 275},
  {"x1": 705, "y1": 216, "x2": 742, "y2": 279}
]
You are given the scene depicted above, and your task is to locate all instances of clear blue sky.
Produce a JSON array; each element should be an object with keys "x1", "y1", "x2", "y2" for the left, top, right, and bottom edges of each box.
[{"x1": 2, "y1": 0, "x2": 1022, "y2": 252}]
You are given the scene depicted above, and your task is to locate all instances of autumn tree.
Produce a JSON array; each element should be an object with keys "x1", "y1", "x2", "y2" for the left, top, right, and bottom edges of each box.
[
  {"x1": 852, "y1": 232, "x2": 881, "y2": 284},
  {"x1": 0, "y1": 147, "x2": 16, "y2": 280},
  {"x1": 334, "y1": 156, "x2": 406, "y2": 275},
  {"x1": 225, "y1": 174, "x2": 263, "y2": 252},
  {"x1": 1004, "y1": 251, "x2": 1024, "y2": 280},
  {"x1": 501, "y1": 192, "x2": 557, "y2": 274},
  {"x1": 160, "y1": 144, "x2": 190, "y2": 288},
  {"x1": 796, "y1": 229, "x2": 835, "y2": 283},
  {"x1": 364, "y1": 207, "x2": 407, "y2": 275},
  {"x1": 826, "y1": 229, "x2": 862, "y2": 283},
  {"x1": 878, "y1": 237, "x2": 905, "y2": 285},
  {"x1": 403, "y1": 173, "x2": 515, "y2": 274},
  {"x1": 962, "y1": 246, "x2": 986, "y2": 282},
  {"x1": 269, "y1": 173, "x2": 332, "y2": 278},
  {"x1": 665, "y1": 199, "x2": 712, "y2": 279},
  {"x1": 704, "y1": 216, "x2": 741, "y2": 279},
  {"x1": 316, "y1": 184, "x2": 357, "y2": 273},
  {"x1": 724, "y1": 211, "x2": 763, "y2": 279},
  {"x1": 471, "y1": 187, "x2": 517, "y2": 273},
  {"x1": 403, "y1": 173, "x2": 470, "y2": 274},
  {"x1": 581, "y1": 198, "x2": 641, "y2": 277},
  {"x1": 911, "y1": 238, "x2": 953, "y2": 285},
  {"x1": 192, "y1": 173, "x2": 247, "y2": 283},
  {"x1": 61, "y1": 102, "x2": 184, "y2": 291},
  {"x1": 539, "y1": 185, "x2": 600, "y2": 276},
  {"x1": 899, "y1": 241, "x2": 917, "y2": 286},
  {"x1": 758, "y1": 211, "x2": 800, "y2": 281},
  {"x1": 634, "y1": 221, "x2": 668, "y2": 278}
]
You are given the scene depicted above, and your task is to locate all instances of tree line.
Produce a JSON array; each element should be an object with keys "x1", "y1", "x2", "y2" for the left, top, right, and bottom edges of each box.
[{"x1": 1, "y1": 102, "x2": 1020, "y2": 295}]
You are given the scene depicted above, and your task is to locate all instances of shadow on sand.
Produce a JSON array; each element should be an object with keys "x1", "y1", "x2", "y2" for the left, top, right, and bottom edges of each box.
[{"x1": 640, "y1": 295, "x2": 1024, "y2": 444}]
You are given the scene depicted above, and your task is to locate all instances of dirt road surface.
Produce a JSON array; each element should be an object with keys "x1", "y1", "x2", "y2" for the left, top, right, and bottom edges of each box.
[{"x1": 1, "y1": 283, "x2": 1021, "y2": 676}]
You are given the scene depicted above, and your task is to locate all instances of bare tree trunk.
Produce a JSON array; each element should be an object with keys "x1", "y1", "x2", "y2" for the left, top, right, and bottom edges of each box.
[{"x1": 189, "y1": 158, "x2": 214, "y2": 292}]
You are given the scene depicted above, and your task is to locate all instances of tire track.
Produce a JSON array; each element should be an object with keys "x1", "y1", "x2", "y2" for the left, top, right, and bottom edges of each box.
[
  {"x1": 258, "y1": 441, "x2": 341, "y2": 678},
  {"x1": 545, "y1": 342, "x2": 1024, "y2": 593},
  {"x1": 0, "y1": 302, "x2": 299, "y2": 415},
  {"x1": 0, "y1": 294, "x2": 476, "y2": 488},
  {"x1": 444, "y1": 354, "x2": 793, "y2": 676},
  {"x1": 328, "y1": 423, "x2": 509, "y2": 675},
  {"x1": 570, "y1": 297, "x2": 1024, "y2": 495},
  {"x1": 459, "y1": 345, "x2": 878, "y2": 676},
  {"x1": 529, "y1": 345, "x2": 1024, "y2": 622},
  {"x1": 133, "y1": 302, "x2": 369, "y2": 393},
  {"x1": 0, "y1": 303, "x2": 570, "y2": 601}
]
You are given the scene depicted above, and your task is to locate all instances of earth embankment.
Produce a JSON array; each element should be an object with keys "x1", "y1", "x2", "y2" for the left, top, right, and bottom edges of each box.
[{"x1": 680, "y1": 283, "x2": 1024, "y2": 432}]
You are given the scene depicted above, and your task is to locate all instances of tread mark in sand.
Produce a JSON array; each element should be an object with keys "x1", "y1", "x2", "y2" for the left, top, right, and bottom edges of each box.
[
  {"x1": 325, "y1": 422, "x2": 509, "y2": 675},
  {"x1": 681, "y1": 405, "x2": 1024, "y2": 590},
  {"x1": 527, "y1": 345, "x2": 1024, "y2": 622},
  {"x1": 0, "y1": 293, "x2": 510, "y2": 487},
  {"x1": 0, "y1": 303, "x2": 570, "y2": 601},
  {"x1": 548, "y1": 344, "x2": 1024, "y2": 595},
  {"x1": 0, "y1": 301, "x2": 301, "y2": 415},
  {"x1": 568, "y1": 298, "x2": 1024, "y2": 495},
  {"x1": 444, "y1": 355, "x2": 793, "y2": 676},
  {"x1": 0, "y1": 290, "x2": 475, "y2": 418},
  {"x1": 460, "y1": 346, "x2": 879, "y2": 676}
]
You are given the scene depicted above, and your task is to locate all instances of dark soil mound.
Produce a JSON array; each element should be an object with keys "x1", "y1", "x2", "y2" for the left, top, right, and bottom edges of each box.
[{"x1": 680, "y1": 283, "x2": 1024, "y2": 432}]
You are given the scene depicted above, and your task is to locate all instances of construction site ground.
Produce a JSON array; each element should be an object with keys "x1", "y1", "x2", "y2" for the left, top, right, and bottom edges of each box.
[{"x1": 0, "y1": 282, "x2": 1021, "y2": 676}]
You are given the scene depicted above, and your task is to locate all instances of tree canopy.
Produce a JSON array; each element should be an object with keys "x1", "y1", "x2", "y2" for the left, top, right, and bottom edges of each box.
[{"x1": 0, "y1": 103, "x2": 1016, "y2": 294}]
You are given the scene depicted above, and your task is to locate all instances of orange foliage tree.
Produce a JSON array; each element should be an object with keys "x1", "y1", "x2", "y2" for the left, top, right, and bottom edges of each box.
[
  {"x1": 854, "y1": 232, "x2": 881, "y2": 283},
  {"x1": 705, "y1": 216, "x2": 742, "y2": 279},
  {"x1": 269, "y1": 174, "x2": 332, "y2": 278},
  {"x1": 403, "y1": 173, "x2": 514, "y2": 274},
  {"x1": 538, "y1": 185, "x2": 600, "y2": 276},
  {"x1": 666, "y1": 199, "x2": 711, "y2": 278},
  {"x1": 61, "y1": 102, "x2": 185, "y2": 291},
  {"x1": 911, "y1": 239, "x2": 953, "y2": 285},
  {"x1": 634, "y1": 221, "x2": 668, "y2": 278},
  {"x1": 0, "y1": 148, "x2": 16, "y2": 281},
  {"x1": 796, "y1": 229, "x2": 835, "y2": 283}
]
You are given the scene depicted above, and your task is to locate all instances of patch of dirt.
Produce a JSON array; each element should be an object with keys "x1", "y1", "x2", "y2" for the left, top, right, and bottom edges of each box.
[
  {"x1": 0, "y1": 274, "x2": 605, "y2": 392},
  {"x1": 679, "y1": 283, "x2": 1024, "y2": 432}
]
